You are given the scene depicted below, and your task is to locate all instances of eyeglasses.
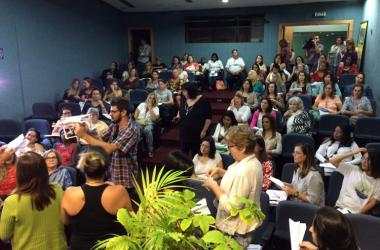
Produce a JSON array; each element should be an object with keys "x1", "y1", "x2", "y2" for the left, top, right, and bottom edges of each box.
[
  {"x1": 110, "y1": 109, "x2": 120, "y2": 113},
  {"x1": 227, "y1": 144, "x2": 237, "y2": 149}
]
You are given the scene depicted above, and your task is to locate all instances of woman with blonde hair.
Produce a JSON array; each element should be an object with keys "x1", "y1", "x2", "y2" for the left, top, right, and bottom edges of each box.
[{"x1": 134, "y1": 92, "x2": 160, "y2": 157}]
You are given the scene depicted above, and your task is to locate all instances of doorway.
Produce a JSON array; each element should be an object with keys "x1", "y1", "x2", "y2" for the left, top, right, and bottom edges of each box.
[
  {"x1": 128, "y1": 28, "x2": 154, "y2": 64},
  {"x1": 278, "y1": 20, "x2": 354, "y2": 56}
]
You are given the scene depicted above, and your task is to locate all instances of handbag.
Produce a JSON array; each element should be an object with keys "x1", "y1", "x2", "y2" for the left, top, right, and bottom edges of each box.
[{"x1": 136, "y1": 118, "x2": 149, "y2": 127}]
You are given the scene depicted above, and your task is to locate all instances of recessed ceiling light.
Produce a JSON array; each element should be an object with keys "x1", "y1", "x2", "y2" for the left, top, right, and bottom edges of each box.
[{"x1": 222, "y1": 0, "x2": 229, "y2": 3}]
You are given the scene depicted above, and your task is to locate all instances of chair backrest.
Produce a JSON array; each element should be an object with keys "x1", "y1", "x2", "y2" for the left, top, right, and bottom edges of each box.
[
  {"x1": 220, "y1": 153, "x2": 234, "y2": 169},
  {"x1": 338, "y1": 74, "x2": 356, "y2": 86},
  {"x1": 58, "y1": 102, "x2": 82, "y2": 116},
  {"x1": 24, "y1": 119, "x2": 51, "y2": 136},
  {"x1": 325, "y1": 171, "x2": 344, "y2": 206},
  {"x1": 252, "y1": 192, "x2": 271, "y2": 245},
  {"x1": 0, "y1": 119, "x2": 22, "y2": 143},
  {"x1": 65, "y1": 166, "x2": 77, "y2": 186},
  {"x1": 319, "y1": 114, "x2": 349, "y2": 137},
  {"x1": 274, "y1": 110, "x2": 283, "y2": 132},
  {"x1": 282, "y1": 133, "x2": 314, "y2": 159},
  {"x1": 32, "y1": 102, "x2": 56, "y2": 120},
  {"x1": 346, "y1": 213, "x2": 380, "y2": 250},
  {"x1": 159, "y1": 71, "x2": 172, "y2": 80},
  {"x1": 370, "y1": 99, "x2": 377, "y2": 115},
  {"x1": 366, "y1": 143, "x2": 380, "y2": 151},
  {"x1": 299, "y1": 95, "x2": 312, "y2": 110},
  {"x1": 274, "y1": 200, "x2": 318, "y2": 241},
  {"x1": 130, "y1": 89, "x2": 149, "y2": 106},
  {"x1": 354, "y1": 117, "x2": 380, "y2": 140},
  {"x1": 281, "y1": 163, "x2": 295, "y2": 183}
]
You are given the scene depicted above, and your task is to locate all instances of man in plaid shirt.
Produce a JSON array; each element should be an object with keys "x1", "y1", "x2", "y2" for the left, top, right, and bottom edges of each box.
[{"x1": 75, "y1": 98, "x2": 140, "y2": 191}]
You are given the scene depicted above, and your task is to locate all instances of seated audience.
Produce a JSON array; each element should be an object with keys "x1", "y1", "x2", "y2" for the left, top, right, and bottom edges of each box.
[
  {"x1": 282, "y1": 96, "x2": 312, "y2": 136},
  {"x1": 225, "y1": 49, "x2": 246, "y2": 90},
  {"x1": 336, "y1": 56, "x2": 358, "y2": 79},
  {"x1": 288, "y1": 61, "x2": 308, "y2": 83},
  {"x1": 241, "y1": 79, "x2": 259, "y2": 110},
  {"x1": 134, "y1": 92, "x2": 160, "y2": 158},
  {"x1": 82, "y1": 88, "x2": 111, "y2": 119},
  {"x1": 101, "y1": 61, "x2": 121, "y2": 83},
  {"x1": 192, "y1": 137, "x2": 223, "y2": 178},
  {"x1": 146, "y1": 70, "x2": 160, "y2": 92},
  {"x1": 0, "y1": 146, "x2": 16, "y2": 199},
  {"x1": 212, "y1": 111, "x2": 238, "y2": 143},
  {"x1": 253, "y1": 135, "x2": 273, "y2": 191},
  {"x1": 254, "y1": 55, "x2": 268, "y2": 74},
  {"x1": 180, "y1": 53, "x2": 189, "y2": 67},
  {"x1": 86, "y1": 108, "x2": 109, "y2": 138},
  {"x1": 292, "y1": 56, "x2": 310, "y2": 75},
  {"x1": 152, "y1": 57, "x2": 168, "y2": 72},
  {"x1": 227, "y1": 92, "x2": 252, "y2": 124},
  {"x1": 310, "y1": 54, "x2": 328, "y2": 73},
  {"x1": 311, "y1": 61, "x2": 329, "y2": 83},
  {"x1": 140, "y1": 61, "x2": 153, "y2": 79},
  {"x1": 178, "y1": 67, "x2": 189, "y2": 84},
  {"x1": 122, "y1": 68, "x2": 140, "y2": 90},
  {"x1": 344, "y1": 72, "x2": 373, "y2": 99},
  {"x1": 103, "y1": 79, "x2": 124, "y2": 102},
  {"x1": 169, "y1": 56, "x2": 181, "y2": 70},
  {"x1": 183, "y1": 54, "x2": 199, "y2": 74},
  {"x1": 54, "y1": 129, "x2": 80, "y2": 167},
  {"x1": 206, "y1": 52, "x2": 224, "y2": 90},
  {"x1": 341, "y1": 84, "x2": 373, "y2": 124},
  {"x1": 255, "y1": 114, "x2": 282, "y2": 158},
  {"x1": 264, "y1": 82, "x2": 285, "y2": 111},
  {"x1": 62, "y1": 78, "x2": 81, "y2": 103},
  {"x1": 330, "y1": 146, "x2": 380, "y2": 214},
  {"x1": 300, "y1": 206, "x2": 359, "y2": 250},
  {"x1": 288, "y1": 71, "x2": 311, "y2": 97},
  {"x1": 204, "y1": 125, "x2": 262, "y2": 248},
  {"x1": 340, "y1": 39, "x2": 358, "y2": 65},
  {"x1": 61, "y1": 150, "x2": 132, "y2": 250},
  {"x1": 282, "y1": 143, "x2": 325, "y2": 206},
  {"x1": 16, "y1": 128, "x2": 45, "y2": 156},
  {"x1": 266, "y1": 64, "x2": 286, "y2": 94},
  {"x1": 312, "y1": 82, "x2": 342, "y2": 116},
  {"x1": 155, "y1": 80, "x2": 175, "y2": 125},
  {"x1": 251, "y1": 63, "x2": 266, "y2": 82},
  {"x1": 248, "y1": 70, "x2": 265, "y2": 97},
  {"x1": 43, "y1": 149, "x2": 73, "y2": 190},
  {"x1": 250, "y1": 98, "x2": 276, "y2": 129},
  {"x1": 316, "y1": 125, "x2": 361, "y2": 165},
  {"x1": 79, "y1": 77, "x2": 94, "y2": 102},
  {"x1": 269, "y1": 54, "x2": 282, "y2": 72},
  {"x1": 121, "y1": 60, "x2": 135, "y2": 81},
  {"x1": 0, "y1": 152, "x2": 67, "y2": 249},
  {"x1": 313, "y1": 73, "x2": 342, "y2": 97}
]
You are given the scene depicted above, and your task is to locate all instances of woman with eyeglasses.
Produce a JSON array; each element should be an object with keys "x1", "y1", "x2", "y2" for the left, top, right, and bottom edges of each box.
[
  {"x1": 192, "y1": 137, "x2": 223, "y2": 178},
  {"x1": 204, "y1": 125, "x2": 263, "y2": 248},
  {"x1": 43, "y1": 149, "x2": 73, "y2": 190}
]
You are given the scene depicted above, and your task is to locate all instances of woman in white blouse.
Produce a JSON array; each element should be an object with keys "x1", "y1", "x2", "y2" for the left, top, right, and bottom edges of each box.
[
  {"x1": 206, "y1": 52, "x2": 224, "y2": 90},
  {"x1": 227, "y1": 92, "x2": 252, "y2": 124},
  {"x1": 316, "y1": 125, "x2": 361, "y2": 165},
  {"x1": 212, "y1": 111, "x2": 238, "y2": 143},
  {"x1": 192, "y1": 137, "x2": 223, "y2": 178},
  {"x1": 204, "y1": 125, "x2": 263, "y2": 248},
  {"x1": 255, "y1": 114, "x2": 282, "y2": 158}
]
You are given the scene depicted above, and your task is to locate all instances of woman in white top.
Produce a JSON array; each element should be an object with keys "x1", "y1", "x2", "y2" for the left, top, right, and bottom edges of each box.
[
  {"x1": 192, "y1": 137, "x2": 223, "y2": 177},
  {"x1": 206, "y1": 52, "x2": 224, "y2": 90},
  {"x1": 204, "y1": 125, "x2": 263, "y2": 248},
  {"x1": 316, "y1": 125, "x2": 361, "y2": 165},
  {"x1": 212, "y1": 111, "x2": 238, "y2": 143},
  {"x1": 255, "y1": 114, "x2": 282, "y2": 158},
  {"x1": 282, "y1": 143, "x2": 325, "y2": 207},
  {"x1": 134, "y1": 92, "x2": 160, "y2": 158},
  {"x1": 227, "y1": 92, "x2": 251, "y2": 124}
]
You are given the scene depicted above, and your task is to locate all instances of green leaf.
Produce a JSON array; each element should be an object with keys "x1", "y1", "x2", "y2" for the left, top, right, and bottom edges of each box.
[
  {"x1": 180, "y1": 218, "x2": 192, "y2": 231},
  {"x1": 214, "y1": 244, "x2": 232, "y2": 250},
  {"x1": 229, "y1": 238, "x2": 244, "y2": 250},
  {"x1": 168, "y1": 232, "x2": 184, "y2": 242},
  {"x1": 230, "y1": 204, "x2": 239, "y2": 217},
  {"x1": 202, "y1": 230, "x2": 226, "y2": 244},
  {"x1": 183, "y1": 189, "x2": 196, "y2": 201}
]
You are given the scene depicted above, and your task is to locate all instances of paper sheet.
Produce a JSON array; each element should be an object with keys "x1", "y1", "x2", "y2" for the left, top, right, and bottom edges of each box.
[
  {"x1": 266, "y1": 189, "x2": 288, "y2": 202},
  {"x1": 289, "y1": 218, "x2": 306, "y2": 250},
  {"x1": 269, "y1": 176, "x2": 285, "y2": 188},
  {"x1": 7, "y1": 134, "x2": 29, "y2": 150},
  {"x1": 191, "y1": 198, "x2": 211, "y2": 215},
  {"x1": 320, "y1": 163, "x2": 337, "y2": 175},
  {"x1": 59, "y1": 114, "x2": 89, "y2": 125}
]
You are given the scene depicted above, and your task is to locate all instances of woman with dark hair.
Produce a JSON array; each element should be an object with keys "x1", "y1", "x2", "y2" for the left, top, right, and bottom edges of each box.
[
  {"x1": 254, "y1": 55, "x2": 267, "y2": 73},
  {"x1": 54, "y1": 129, "x2": 80, "y2": 167},
  {"x1": 300, "y1": 206, "x2": 359, "y2": 250},
  {"x1": 253, "y1": 135, "x2": 273, "y2": 191},
  {"x1": 341, "y1": 84, "x2": 373, "y2": 124},
  {"x1": 212, "y1": 111, "x2": 238, "y2": 143},
  {"x1": 279, "y1": 39, "x2": 291, "y2": 69},
  {"x1": 241, "y1": 79, "x2": 259, "y2": 110},
  {"x1": 269, "y1": 54, "x2": 282, "y2": 72},
  {"x1": 121, "y1": 60, "x2": 135, "y2": 81},
  {"x1": 336, "y1": 56, "x2": 358, "y2": 79},
  {"x1": 183, "y1": 54, "x2": 199, "y2": 74},
  {"x1": 61, "y1": 151, "x2": 132, "y2": 250},
  {"x1": 250, "y1": 98, "x2": 276, "y2": 129},
  {"x1": 316, "y1": 125, "x2": 361, "y2": 165},
  {"x1": 103, "y1": 79, "x2": 124, "y2": 102},
  {"x1": 251, "y1": 63, "x2": 266, "y2": 82},
  {"x1": 206, "y1": 52, "x2": 224, "y2": 90},
  {"x1": 79, "y1": 77, "x2": 94, "y2": 102},
  {"x1": 81, "y1": 88, "x2": 111, "y2": 119},
  {"x1": 43, "y1": 149, "x2": 73, "y2": 190},
  {"x1": 101, "y1": 61, "x2": 120, "y2": 83},
  {"x1": 313, "y1": 73, "x2": 342, "y2": 97},
  {"x1": 175, "y1": 82, "x2": 212, "y2": 157},
  {"x1": 264, "y1": 82, "x2": 285, "y2": 111},
  {"x1": 266, "y1": 64, "x2": 286, "y2": 94},
  {"x1": 141, "y1": 61, "x2": 153, "y2": 79},
  {"x1": 328, "y1": 36, "x2": 345, "y2": 74},
  {"x1": 122, "y1": 68, "x2": 140, "y2": 90},
  {"x1": 288, "y1": 71, "x2": 311, "y2": 97},
  {"x1": 329, "y1": 146, "x2": 380, "y2": 213},
  {"x1": 63, "y1": 78, "x2": 81, "y2": 103},
  {"x1": 292, "y1": 56, "x2": 310, "y2": 74},
  {"x1": 146, "y1": 70, "x2": 160, "y2": 92},
  {"x1": 255, "y1": 114, "x2": 282, "y2": 158},
  {"x1": 311, "y1": 60, "x2": 329, "y2": 83},
  {"x1": 312, "y1": 82, "x2": 342, "y2": 115},
  {"x1": 16, "y1": 128, "x2": 45, "y2": 156},
  {"x1": 0, "y1": 152, "x2": 67, "y2": 249},
  {"x1": 282, "y1": 143, "x2": 325, "y2": 206},
  {"x1": 170, "y1": 55, "x2": 181, "y2": 70},
  {"x1": 192, "y1": 137, "x2": 223, "y2": 178}
]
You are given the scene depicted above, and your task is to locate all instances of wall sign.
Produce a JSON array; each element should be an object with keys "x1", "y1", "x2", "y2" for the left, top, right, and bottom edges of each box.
[{"x1": 313, "y1": 11, "x2": 326, "y2": 18}]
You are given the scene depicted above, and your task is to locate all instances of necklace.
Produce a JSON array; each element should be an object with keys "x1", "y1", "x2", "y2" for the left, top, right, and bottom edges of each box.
[
  {"x1": 86, "y1": 180, "x2": 105, "y2": 186},
  {"x1": 185, "y1": 102, "x2": 195, "y2": 116}
]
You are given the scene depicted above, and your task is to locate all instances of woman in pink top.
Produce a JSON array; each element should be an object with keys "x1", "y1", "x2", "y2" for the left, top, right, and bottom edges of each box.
[
  {"x1": 250, "y1": 98, "x2": 277, "y2": 129},
  {"x1": 312, "y1": 82, "x2": 342, "y2": 114},
  {"x1": 183, "y1": 54, "x2": 199, "y2": 74}
]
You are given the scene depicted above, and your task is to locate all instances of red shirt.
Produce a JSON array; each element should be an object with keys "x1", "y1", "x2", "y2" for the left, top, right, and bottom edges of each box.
[
  {"x1": 55, "y1": 143, "x2": 77, "y2": 166},
  {"x1": 0, "y1": 165, "x2": 16, "y2": 196}
]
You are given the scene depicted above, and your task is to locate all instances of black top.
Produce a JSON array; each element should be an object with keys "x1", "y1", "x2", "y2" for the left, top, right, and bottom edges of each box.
[
  {"x1": 70, "y1": 184, "x2": 125, "y2": 250},
  {"x1": 179, "y1": 96, "x2": 212, "y2": 143},
  {"x1": 82, "y1": 101, "x2": 111, "y2": 120}
]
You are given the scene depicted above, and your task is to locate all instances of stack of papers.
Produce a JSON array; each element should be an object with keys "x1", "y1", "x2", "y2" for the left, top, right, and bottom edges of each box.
[
  {"x1": 191, "y1": 198, "x2": 211, "y2": 215},
  {"x1": 289, "y1": 218, "x2": 306, "y2": 250},
  {"x1": 319, "y1": 162, "x2": 337, "y2": 175},
  {"x1": 266, "y1": 189, "x2": 288, "y2": 206},
  {"x1": 7, "y1": 134, "x2": 29, "y2": 150},
  {"x1": 269, "y1": 176, "x2": 285, "y2": 189}
]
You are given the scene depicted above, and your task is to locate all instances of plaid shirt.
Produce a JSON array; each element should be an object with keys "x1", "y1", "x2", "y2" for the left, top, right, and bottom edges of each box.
[{"x1": 102, "y1": 120, "x2": 140, "y2": 188}]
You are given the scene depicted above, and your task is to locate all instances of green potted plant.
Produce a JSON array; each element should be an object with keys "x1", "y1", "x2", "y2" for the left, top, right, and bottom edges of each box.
[{"x1": 95, "y1": 167, "x2": 265, "y2": 250}]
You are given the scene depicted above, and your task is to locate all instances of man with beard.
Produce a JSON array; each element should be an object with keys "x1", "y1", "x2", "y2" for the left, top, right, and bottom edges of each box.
[{"x1": 75, "y1": 98, "x2": 140, "y2": 196}]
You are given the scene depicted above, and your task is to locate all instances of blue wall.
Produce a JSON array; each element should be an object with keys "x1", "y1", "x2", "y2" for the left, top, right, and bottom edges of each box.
[
  {"x1": 124, "y1": 2, "x2": 363, "y2": 69},
  {"x1": 0, "y1": 0, "x2": 126, "y2": 121},
  {"x1": 362, "y1": 0, "x2": 380, "y2": 114}
]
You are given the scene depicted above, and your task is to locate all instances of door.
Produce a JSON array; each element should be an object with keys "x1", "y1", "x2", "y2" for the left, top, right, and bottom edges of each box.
[{"x1": 128, "y1": 28, "x2": 154, "y2": 63}]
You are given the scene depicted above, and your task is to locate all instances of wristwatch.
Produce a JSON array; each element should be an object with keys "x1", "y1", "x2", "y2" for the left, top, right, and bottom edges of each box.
[{"x1": 293, "y1": 191, "x2": 299, "y2": 198}]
